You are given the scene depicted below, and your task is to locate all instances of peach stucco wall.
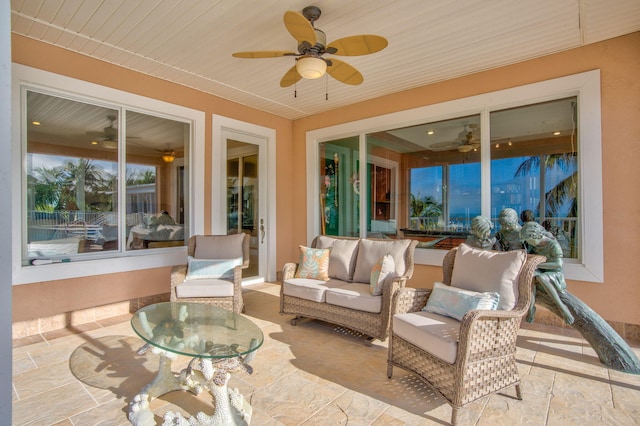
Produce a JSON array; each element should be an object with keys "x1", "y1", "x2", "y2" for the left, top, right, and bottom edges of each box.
[
  {"x1": 290, "y1": 32, "x2": 640, "y2": 326},
  {"x1": 11, "y1": 32, "x2": 640, "y2": 327}
]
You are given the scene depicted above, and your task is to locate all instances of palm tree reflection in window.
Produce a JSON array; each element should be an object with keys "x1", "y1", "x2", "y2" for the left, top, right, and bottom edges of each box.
[{"x1": 515, "y1": 152, "x2": 577, "y2": 258}]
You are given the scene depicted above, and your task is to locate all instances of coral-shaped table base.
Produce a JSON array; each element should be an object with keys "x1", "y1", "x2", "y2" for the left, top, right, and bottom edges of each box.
[{"x1": 129, "y1": 349, "x2": 252, "y2": 426}]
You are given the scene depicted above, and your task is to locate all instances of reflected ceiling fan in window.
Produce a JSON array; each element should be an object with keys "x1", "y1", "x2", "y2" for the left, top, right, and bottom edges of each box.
[
  {"x1": 86, "y1": 115, "x2": 119, "y2": 149},
  {"x1": 87, "y1": 114, "x2": 142, "y2": 150},
  {"x1": 427, "y1": 124, "x2": 480, "y2": 152},
  {"x1": 232, "y1": 5, "x2": 388, "y2": 87}
]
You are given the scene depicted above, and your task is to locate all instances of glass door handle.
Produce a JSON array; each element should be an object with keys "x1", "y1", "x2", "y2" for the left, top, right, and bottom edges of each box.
[{"x1": 260, "y1": 219, "x2": 265, "y2": 244}]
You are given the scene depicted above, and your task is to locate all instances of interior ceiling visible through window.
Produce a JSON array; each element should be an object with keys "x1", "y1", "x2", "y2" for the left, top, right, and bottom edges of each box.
[{"x1": 27, "y1": 92, "x2": 186, "y2": 158}]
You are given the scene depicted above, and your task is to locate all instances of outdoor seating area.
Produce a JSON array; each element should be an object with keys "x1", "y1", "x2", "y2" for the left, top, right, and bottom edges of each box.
[
  {"x1": 12, "y1": 282, "x2": 640, "y2": 425},
  {"x1": 6, "y1": 4, "x2": 640, "y2": 425},
  {"x1": 281, "y1": 235, "x2": 418, "y2": 342}
]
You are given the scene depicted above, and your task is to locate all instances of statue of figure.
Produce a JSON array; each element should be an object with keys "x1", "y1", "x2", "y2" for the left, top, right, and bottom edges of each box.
[
  {"x1": 520, "y1": 221, "x2": 574, "y2": 325},
  {"x1": 520, "y1": 209, "x2": 536, "y2": 223},
  {"x1": 466, "y1": 216, "x2": 495, "y2": 250},
  {"x1": 494, "y1": 208, "x2": 523, "y2": 251}
]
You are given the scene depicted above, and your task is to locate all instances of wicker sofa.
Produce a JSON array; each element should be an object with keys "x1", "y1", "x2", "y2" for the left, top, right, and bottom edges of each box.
[{"x1": 280, "y1": 235, "x2": 418, "y2": 343}]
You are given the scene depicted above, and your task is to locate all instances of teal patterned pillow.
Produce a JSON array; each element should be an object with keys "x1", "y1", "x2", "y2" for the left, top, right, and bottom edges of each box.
[
  {"x1": 370, "y1": 254, "x2": 395, "y2": 296},
  {"x1": 185, "y1": 256, "x2": 243, "y2": 280},
  {"x1": 422, "y1": 282, "x2": 500, "y2": 321},
  {"x1": 294, "y1": 246, "x2": 331, "y2": 280}
]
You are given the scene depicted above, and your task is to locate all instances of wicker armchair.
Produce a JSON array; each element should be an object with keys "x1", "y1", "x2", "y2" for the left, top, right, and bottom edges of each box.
[
  {"x1": 170, "y1": 234, "x2": 250, "y2": 313},
  {"x1": 387, "y1": 245, "x2": 544, "y2": 425}
]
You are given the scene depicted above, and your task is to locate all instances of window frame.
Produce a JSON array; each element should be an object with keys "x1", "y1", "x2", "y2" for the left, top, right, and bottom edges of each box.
[
  {"x1": 12, "y1": 64, "x2": 206, "y2": 285},
  {"x1": 306, "y1": 70, "x2": 603, "y2": 282}
]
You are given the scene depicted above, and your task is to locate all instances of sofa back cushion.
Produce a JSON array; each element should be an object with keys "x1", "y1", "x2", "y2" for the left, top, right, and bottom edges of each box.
[
  {"x1": 194, "y1": 234, "x2": 245, "y2": 259},
  {"x1": 352, "y1": 239, "x2": 411, "y2": 284},
  {"x1": 314, "y1": 236, "x2": 359, "y2": 281},
  {"x1": 450, "y1": 243, "x2": 526, "y2": 310}
]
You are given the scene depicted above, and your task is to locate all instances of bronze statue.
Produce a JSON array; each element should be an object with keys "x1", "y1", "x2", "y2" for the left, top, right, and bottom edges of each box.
[
  {"x1": 494, "y1": 208, "x2": 523, "y2": 251},
  {"x1": 520, "y1": 221, "x2": 574, "y2": 324},
  {"x1": 466, "y1": 216, "x2": 496, "y2": 250},
  {"x1": 520, "y1": 209, "x2": 535, "y2": 223}
]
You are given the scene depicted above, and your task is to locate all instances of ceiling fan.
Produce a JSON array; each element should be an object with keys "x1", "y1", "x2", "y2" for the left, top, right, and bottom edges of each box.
[
  {"x1": 428, "y1": 124, "x2": 481, "y2": 152},
  {"x1": 232, "y1": 5, "x2": 388, "y2": 87},
  {"x1": 88, "y1": 114, "x2": 148, "y2": 152},
  {"x1": 86, "y1": 115, "x2": 119, "y2": 149}
]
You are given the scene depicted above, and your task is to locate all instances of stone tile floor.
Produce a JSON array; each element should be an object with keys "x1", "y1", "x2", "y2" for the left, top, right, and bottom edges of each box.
[{"x1": 12, "y1": 282, "x2": 640, "y2": 425}]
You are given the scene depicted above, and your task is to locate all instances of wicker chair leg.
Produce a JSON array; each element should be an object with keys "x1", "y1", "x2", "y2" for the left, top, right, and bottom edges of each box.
[
  {"x1": 291, "y1": 316, "x2": 304, "y2": 326},
  {"x1": 387, "y1": 363, "x2": 393, "y2": 378},
  {"x1": 516, "y1": 384, "x2": 523, "y2": 400},
  {"x1": 451, "y1": 406, "x2": 458, "y2": 425}
]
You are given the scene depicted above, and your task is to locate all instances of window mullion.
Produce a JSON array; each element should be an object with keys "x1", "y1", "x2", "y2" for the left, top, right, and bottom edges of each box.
[
  {"x1": 480, "y1": 109, "x2": 491, "y2": 217},
  {"x1": 358, "y1": 133, "x2": 367, "y2": 238}
]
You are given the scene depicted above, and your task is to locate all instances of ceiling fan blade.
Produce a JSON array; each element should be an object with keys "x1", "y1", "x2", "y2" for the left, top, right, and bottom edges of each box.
[
  {"x1": 232, "y1": 50, "x2": 296, "y2": 58},
  {"x1": 326, "y1": 58, "x2": 364, "y2": 85},
  {"x1": 427, "y1": 141, "x2": 462, "y2": 151},
  {"x1": 327, "y1": 35, "x2": 388, "y2": 56},
  {"x1": 283, "y1": 11, "x2": 316, "y2": 45},
  {"x1": 280, "y1": 66, "x2": 303, "y2": 87}
]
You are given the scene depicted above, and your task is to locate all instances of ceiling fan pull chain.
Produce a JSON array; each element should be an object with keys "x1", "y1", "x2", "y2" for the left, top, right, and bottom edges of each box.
[{"x1": 325, "y1": 74, "x2": 328, "y2": 101}]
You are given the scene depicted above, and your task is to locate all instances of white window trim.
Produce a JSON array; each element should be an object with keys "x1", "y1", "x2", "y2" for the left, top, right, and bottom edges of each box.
[
  {"x1": 11, "y1": 64, "x2": 206, "y2": 285},
  {"x1": 307, "y1": 70, "x2": 603, "y2": 282},
  {"x1": 211, "y1": 115, "x2": 278, "y2": 282}
]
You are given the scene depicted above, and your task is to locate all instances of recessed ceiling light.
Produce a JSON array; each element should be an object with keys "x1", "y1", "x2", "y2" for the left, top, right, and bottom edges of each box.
[
  {"x1": 427, "y1": 130, "x2": 434, "y2": 135},
  {"x1": 91, "y1": 141, "x2": 98, "y2": 145},
  {"x1": 32, "y1": 121, "x2": 41, "y2": 126},
  {"x1": 553, "y1": 131, "x2": 561, "y2": 136}
]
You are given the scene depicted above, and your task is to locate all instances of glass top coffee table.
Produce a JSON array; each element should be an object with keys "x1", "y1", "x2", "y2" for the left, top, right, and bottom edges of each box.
[{"x1": 128, "y1": 302, "x2": 263, "y2": 426}]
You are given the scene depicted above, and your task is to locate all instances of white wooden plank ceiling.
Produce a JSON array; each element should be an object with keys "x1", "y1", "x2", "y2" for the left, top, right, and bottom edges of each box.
[{"x1": 11, "y1": 0, "x2": 640, "y2": 120}]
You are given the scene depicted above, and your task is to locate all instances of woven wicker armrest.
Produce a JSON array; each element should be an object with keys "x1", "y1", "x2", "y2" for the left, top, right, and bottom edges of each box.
[
  {"x1": 170, "y1": 265, "x2": 187, "y2": 286},
  {"x1": 391, "y1": 287, "x2": 432, "y2": 315},
  {"x1": 282, "y1": 262, "x2": 297, "y2": 280},
  {"x1": 456, "y1": 308, "x2": 525, "y2": 362},
  {"x1": 169, "y1": 265, "x2": 187, "y2": 300},
  {"x1": 383, "y1": 274, "x2": 409, "y2": 295}
]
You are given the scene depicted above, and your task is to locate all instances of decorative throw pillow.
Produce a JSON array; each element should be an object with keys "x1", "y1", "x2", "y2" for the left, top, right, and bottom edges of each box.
[
  {"x1": 450, "y1": 243, "x2": 526, "y2": 310},
  {"x1": 422, "y1": 282, "x2": 500, "y2": 321},
  {"x1": 185, "y1": 256, "x2": 243, "y2": 280},
  {"x1": 370, "y1": 254, "x2": 395, "y2": 296},
  {"x1": 294, "y1": 246, "x2": 331, "y2": 281}
]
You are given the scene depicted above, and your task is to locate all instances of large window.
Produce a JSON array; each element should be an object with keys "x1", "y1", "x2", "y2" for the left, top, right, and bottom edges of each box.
[
  {"x1": 13, "y1": 65, "x2": 205, "y2": 284},
  {"x1": 308, "y1": 71, "x2": 602, "y2": 282},
  {"x1": 24, "y1": 91, "x2": 189, "y2": 262}
]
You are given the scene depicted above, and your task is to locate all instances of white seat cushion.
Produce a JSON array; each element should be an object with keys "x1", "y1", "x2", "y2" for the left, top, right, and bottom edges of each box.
[
  {"x1": 175, "y1": 279, "x2": 234, "y2": 298},
  {"x1": 282, "y1": 278, "x2": 346, "y2": 303},
  {"x1": 325, "y1": 283, "x2": 382, "y2": 313},
  {"x1": 393, "y1": 311, "x2": 461, "y2": 364}
]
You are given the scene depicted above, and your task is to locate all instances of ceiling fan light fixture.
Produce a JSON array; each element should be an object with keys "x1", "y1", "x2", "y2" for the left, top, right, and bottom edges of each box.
[
  {"x1": 101, "y1": 140, "x2": 118, "y2": 150},
  {"x1": 458, "y1": 144, "x2": 473, "y2": 153},
  {"x1": 296, "y1": 56, "x2": 327, "y2": 79},
  {"x1": 162, "y1": 150, "x2": 176, "y2": 163}
]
